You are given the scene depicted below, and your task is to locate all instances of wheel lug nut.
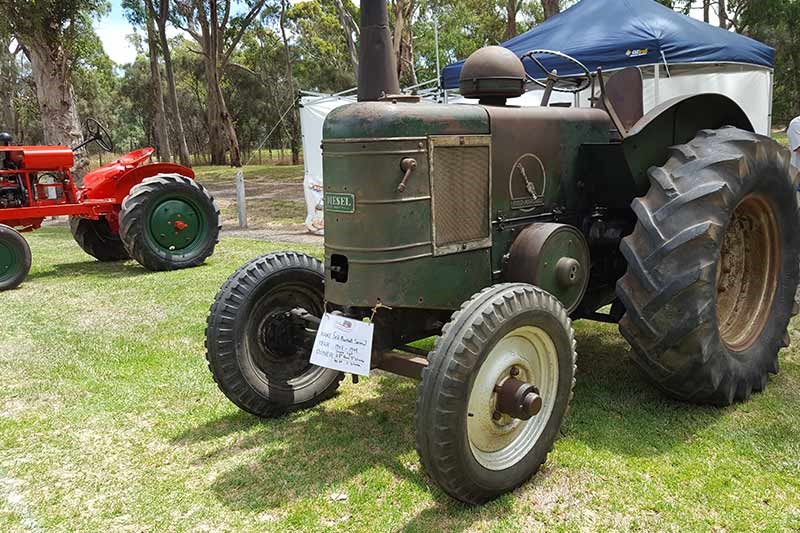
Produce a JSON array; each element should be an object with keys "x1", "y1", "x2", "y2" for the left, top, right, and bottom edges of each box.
[
  {"x1": 492, "y1": 411, "x2": 502, "y2": 421},
  {"x1": 510, "y1": 366, "x2": 520, "y2": 377}
]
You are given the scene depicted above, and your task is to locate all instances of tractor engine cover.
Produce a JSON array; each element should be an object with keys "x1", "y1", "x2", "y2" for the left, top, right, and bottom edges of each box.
[{"x1": 504, "y1": 223, "x2": 590, "y2": 313}]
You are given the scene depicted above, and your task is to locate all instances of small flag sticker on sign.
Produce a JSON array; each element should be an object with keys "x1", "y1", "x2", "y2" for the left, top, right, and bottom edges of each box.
[{"x1": 310, "y1": 313, "x2": 374, "y2": 376}]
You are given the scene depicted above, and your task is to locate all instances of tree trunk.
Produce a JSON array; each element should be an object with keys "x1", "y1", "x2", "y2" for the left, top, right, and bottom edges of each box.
[
  {"x1": 541, "y1": 0, "x2": 560, "y2": 20},
  {"x1": 146, "y1": 12, "x2": 171, "y2": 162},
  {"x1": 332, "y1": 0, "x2": 358, "y2": 79},
  {"x1": 21, "y1": 37, "x2": 87, "y2": 179},
  {"x1": 151, "y1": 0, "x2": 191, "y2": 167},
  {"x1": 506, "y1": 0, "x2": 518, "y2": 40},
  {"x1": 718, "y1": 0, "x2": 728, "y2": 28},
  {"x1": 196, "y1": 0, "x2": 242, "y2": 167},
  {"x1": 392, "y1": 0, "x2": 416, "y2": 84},
  {"x1": 280, "y1": 0, "x2": 300, "y2": 165},
  {"x1": 703, "y1": 0, "x2": 710, "y2": 23}
]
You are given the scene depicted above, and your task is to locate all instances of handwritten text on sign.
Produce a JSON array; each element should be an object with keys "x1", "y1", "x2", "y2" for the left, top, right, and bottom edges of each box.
[{"x1": 310, "y1": 313, "x2": 374, "y2": 376}]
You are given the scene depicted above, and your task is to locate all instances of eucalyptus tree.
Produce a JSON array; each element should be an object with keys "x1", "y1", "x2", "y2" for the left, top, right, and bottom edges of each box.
[
  {"x1": 173, "y1": 0, "x2": 267, "y2": 167},
  {"x1": 0, "y1": 0, "x2": 108, "y2": 177}
]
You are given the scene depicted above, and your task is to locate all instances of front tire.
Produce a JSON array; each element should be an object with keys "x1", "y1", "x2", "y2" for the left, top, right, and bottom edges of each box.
[
  {"x1": 617, "y1": 127, "x2": 800, "y2": 405},
  {"x1": 69, "y1": 216, "x2": 129, "y2": 262},
  {"x1": 119, "y1": 174, "x2": 220, "y2": 271},
  {"x1": 0, "y1": 224, "x2": 31, "y2": 291},
  {"x1": 205, "y1": 252, "x2": 344, "y2": 417},
  {"x1": 415, "y1": 283, "x2": 576, "y2": 504}
]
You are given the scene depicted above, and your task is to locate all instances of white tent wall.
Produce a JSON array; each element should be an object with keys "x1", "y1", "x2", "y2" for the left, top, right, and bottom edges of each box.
[
  {"x1": 639, "y1": 64, "x2": 773, "y2": 135},
  {"x1": 299, "y1": 95, "x2": 355, "y2": 233}
]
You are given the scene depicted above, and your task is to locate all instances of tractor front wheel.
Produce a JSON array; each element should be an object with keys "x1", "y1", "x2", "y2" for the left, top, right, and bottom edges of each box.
[
  {"x1": 69, "y1": 216, "x2": 129, "y2": 262},
  {"x1": 0, "y1": 224, "x2": 31, "y2": 291},
  {"x1": 119, "y1": 174, "x2": 219, "y2": 271},
  {"x1": 617, "y1": 127, "x2": 800, "y2": 405},
  {"x1": 205, "y1": 252, "x2": 344, "y2": 418},
  {"x1": 415, "y1": 283, "x2": 576, "y2": 504}
]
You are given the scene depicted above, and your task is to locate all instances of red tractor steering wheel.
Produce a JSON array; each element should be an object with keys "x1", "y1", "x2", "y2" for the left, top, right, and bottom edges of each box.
[{"x1": 117, "y1": 147, "x2": 155, "y2": 167}]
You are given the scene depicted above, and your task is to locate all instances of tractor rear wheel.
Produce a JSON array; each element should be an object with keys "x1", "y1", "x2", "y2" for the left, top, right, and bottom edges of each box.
[
  {"x1": 69, "y1": 216, "x2": 129, "y2": 262},
  {"x1": 119, "y1": 174, "x2": 219, "y2": 271},
  {"x1": 415, "y1": 283, "x2": 576, "y2": 504},
  {"x1": 617, "y1": 127, "x2": 800, "y2": 405},
  {"x1": 0, "y1": 224, "x2": 31, "y2": 291},
  {"x1": 205, "y1": 252, "x2": 344, "y2": 418}
]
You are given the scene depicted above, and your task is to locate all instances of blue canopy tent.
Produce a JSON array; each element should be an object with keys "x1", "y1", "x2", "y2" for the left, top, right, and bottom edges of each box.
[
  {"x1": 441, "y1": 0, "x2": 775, "y2": 133},
  {"x1": 441, "y1": 0, "x2": 774, "y2": 88}
]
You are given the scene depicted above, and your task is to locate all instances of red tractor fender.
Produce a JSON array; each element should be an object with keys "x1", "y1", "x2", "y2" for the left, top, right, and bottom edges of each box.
[{"x1": 81, "y1": 162, "x2": 196, "y2": 204}]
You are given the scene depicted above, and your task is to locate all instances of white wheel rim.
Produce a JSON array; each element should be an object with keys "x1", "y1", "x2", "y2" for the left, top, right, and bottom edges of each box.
[{"x1": 466, "y1": 326, "x2": 559, "y2": 471}]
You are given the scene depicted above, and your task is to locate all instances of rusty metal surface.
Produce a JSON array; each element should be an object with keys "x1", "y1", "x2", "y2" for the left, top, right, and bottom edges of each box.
[
  {"x1": 504, "y1": 223, "x2": 590, "y2": 313},
  {"x1": 376, "y1": 351, "x2": 428, "y2": 379},
  {"x1": 459, "y1": 46, "x2": 526, "y2": 100},
  {"x1": 716, "y1": 195, "x2": 780, "y2": 351},
  {"x1": 357, "y1": 0, "x2": 400, "y2": 101},
  {"x1": 323, "y1": 101, "x2": 489, "y2": 140},
  {"x1": 429, "y1": 135, "x2": 492, "y2": 255},
  {"x1": 322, "y1": 135, "x2": 492, "y2": 309},
  {"x1": 600, "y1": 67, "x2": 644, "y2": 131},
  {"x1": 485, "y1": 105, "x2": 609, "y2": 275}
]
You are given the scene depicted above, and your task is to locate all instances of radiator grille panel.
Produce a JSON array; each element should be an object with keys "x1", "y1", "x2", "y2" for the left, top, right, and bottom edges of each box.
[{"x1": 431, "y1": 141, "x2": 490, "y2": 250}]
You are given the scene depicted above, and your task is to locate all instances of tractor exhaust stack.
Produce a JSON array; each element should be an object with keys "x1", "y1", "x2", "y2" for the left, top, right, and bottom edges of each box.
[{"x1": 357, "y1": 0, "x2": 401, "y2": 101}]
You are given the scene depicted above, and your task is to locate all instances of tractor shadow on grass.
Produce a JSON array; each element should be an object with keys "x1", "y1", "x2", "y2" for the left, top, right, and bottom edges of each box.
[
  {"x1": 173, "y1": 375, "x2": 515, "y2": 527},
  {"x1": 173, "y1": 322, "x2": 724, "y2": 530},
  {"x1": 565, "y1": 321, "x2": 724, "y2": 457},
  {"x1": 28, "y1": 259, "x2": 152, "y2": 281}
]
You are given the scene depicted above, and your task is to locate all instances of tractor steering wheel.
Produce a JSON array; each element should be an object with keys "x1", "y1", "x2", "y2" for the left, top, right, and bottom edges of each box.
[
  {"x1": 521, "y1": 50, "x2": 592, "y2": 93},
  {"x1": 85, "y1": 118, "x2": 114, "y2": 152}
]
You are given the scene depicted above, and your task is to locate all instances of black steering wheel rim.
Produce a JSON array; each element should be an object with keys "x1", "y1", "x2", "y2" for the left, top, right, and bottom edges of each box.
[
  {"x1": 521, "y1": 49, "x2": 592, "y2": 93},
  {"x1": 85, "y1": 118, "x2": 114, "y2": 152}
]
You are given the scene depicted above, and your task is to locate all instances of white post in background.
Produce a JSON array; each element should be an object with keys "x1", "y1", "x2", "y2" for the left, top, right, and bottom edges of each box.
[{"x1": 235, "y1": 168, "x2": 247, "y2": 228}]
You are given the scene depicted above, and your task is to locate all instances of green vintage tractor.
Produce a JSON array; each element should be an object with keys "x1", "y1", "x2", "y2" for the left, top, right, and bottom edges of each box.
[{"x1": 205, "y1": 3, "x2": 799, "y2": 504}]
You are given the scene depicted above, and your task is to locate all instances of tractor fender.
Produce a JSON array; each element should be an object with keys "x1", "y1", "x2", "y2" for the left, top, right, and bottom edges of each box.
[
  {"x1": 621, "y1": 93, "x2": 753, "y2": 195},
  {"x1": 82, "y1": 162, "x2": 196, "y2": 204}
]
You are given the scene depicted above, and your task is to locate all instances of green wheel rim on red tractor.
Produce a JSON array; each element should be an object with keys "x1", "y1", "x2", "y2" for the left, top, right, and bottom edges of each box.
[
  {"x1": 0, "y1": 238, "x2": 23, "y2": 284},
  {"x1": 147, "y1": 196, "x2": 209, "y2": 255}
]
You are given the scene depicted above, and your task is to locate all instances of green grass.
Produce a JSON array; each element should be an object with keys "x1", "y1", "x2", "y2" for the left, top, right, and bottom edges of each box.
[
  {"x1": 193, "y1": 164, "x2": 304, "y2": 188},
  {"x1": 2, "y1": 229, "x2": 800, "y2": 531},
  {"x1": 773, "y1": 130, "x2": 789, "y2": 147}
]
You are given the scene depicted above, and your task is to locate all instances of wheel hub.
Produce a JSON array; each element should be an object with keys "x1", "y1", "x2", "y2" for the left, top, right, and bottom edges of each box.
[
  {"x1": 716, "y1": 195, "x2": 780, "y2": 351},
  {"x1": 495, "y1": 376, "x2": 543, "y2": 420},
  {"x1": 149, "y1": 199, "x2": 201, "y2": 251},
  {"x1": 467, "y1": 326, "x2": 559, "y2": 470}
]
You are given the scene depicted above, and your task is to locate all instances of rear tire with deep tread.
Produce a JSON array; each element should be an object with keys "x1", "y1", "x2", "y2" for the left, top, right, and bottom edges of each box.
[
  {"x1": 205, "y1": 251, "x2": 344, "y2": 418},
  {"x1": 119, "y1": 174, "x2": 219, "y2": 271},
  {"x1": 617, "y1": 127, "x2": 800, "y2": 405},
  {"x1": 415, "y1": 283, "x2": 576, "y2": 504},
  {"x1": 69, "y1": 216, "x2": 129, "y2": 262}
]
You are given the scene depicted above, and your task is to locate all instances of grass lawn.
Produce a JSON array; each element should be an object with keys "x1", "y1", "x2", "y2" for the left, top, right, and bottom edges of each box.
[
  {"x1": 2, "y1": 230, "x2": 799, "y2": 532},
  {"x1": 193, "y1": 164, "x2": 303, "y2": 188}
]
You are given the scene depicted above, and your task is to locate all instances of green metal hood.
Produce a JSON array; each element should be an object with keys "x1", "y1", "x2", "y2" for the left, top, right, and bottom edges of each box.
[{"x1": 323, "y1": 101, "x2": 490, "y2": 139}]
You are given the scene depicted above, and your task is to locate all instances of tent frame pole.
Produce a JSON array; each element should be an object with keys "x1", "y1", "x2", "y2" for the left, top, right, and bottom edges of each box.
[{"x1": 654, "y1": 63, "x2": 661, "y2": 106}]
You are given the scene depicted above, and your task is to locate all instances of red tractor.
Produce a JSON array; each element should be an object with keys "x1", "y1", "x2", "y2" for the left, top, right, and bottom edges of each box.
[{"x1": 0, "y1": 120, "x2": 220, "y2": 290}]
